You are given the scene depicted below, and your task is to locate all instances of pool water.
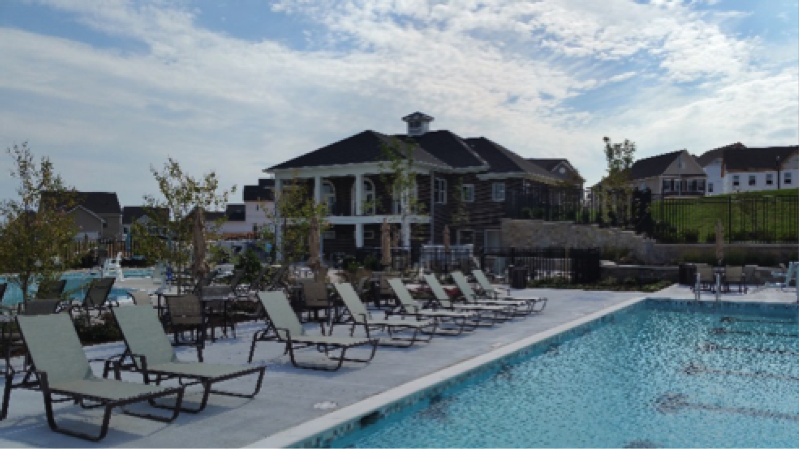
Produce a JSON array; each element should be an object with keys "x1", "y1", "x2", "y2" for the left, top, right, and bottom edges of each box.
[
  {"x1": 333, "y1": 302, "x2": 799, "y2": 448},
  {"x1": 0, "y1": 270, "x2": 142, "y2": 304}
]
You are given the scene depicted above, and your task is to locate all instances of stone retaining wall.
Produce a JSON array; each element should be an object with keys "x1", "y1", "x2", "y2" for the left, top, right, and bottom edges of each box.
[{"x1": 501, "y1": 219, "x2": 798, "y2": 265}]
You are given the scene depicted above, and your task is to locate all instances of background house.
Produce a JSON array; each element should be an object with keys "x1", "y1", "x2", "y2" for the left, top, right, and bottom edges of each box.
[
  {"x1": 696, "y1": 144, "x2": 798, "y2": 195},
  {"x1": 41, "y1": 191, "x2": 123, "y2": 240},
  {"x1": 628, "y1": 150, "x2": 706, "y2": 196},
  {"x1": 527, "y1": 158, "x2": 585, "y2": 189},
  {"x1": 266, "y1": 112, "x2": 563, "y2": 257},
  {"x1": 122, "y1": 206, "x2": 170, "y2": 238},
  {"x1": 242, "y1": 178, "x2": 275, "y2": 235}
]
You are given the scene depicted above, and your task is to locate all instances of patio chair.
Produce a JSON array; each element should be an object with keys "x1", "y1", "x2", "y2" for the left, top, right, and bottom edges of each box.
[
  {"x1": 693, "y1": 265, "x2": 717, "y2": 292},
  {"x1": 332, "y1": 283, "x2": 436, "y2": 347},
  {"x1": 722, "y1": 266, "x2": 747, "y2": 294},
  {"x1": 452, "y1": 272, "x2": 545, "y2": 316},
  {"x1": 164, "y1": 294, "x2": 207, "y2": 362},
  {"x1": 68, "y1": 277, "x2": 117, "y2": 321},
  {"x1": 36, "y1": 279, "x2": 67, "y2": 301},
  {"x1": 129, "y1": 290, "x2": 154, "y2": 306},
  {"x1": 491, "y1": 257, "x2": 508, "y2": 283},
  {"x1": 11, "y1": 314, "x2": 184, "y2": 441},
  {"x1": 249, "y1": 290, "x2": 378, "y2": 371},
  {"x1": 299, "y1": 281, "x2": 335, "y2": 332},
  {"x1": 198, "y1": 285, "x2": 236, "y2": 340},
  {"x1": 472, "y1": 269, "x2": 548, "y2": 312},
  {"x1": 386, "y1": 278, "x2": 478, "y2": 336},
  {"x1": 1, "y1": 298, "x2": 63, "y2": 420},
  {"x1": 109, "y1": 306, "x2": 264, "y2": 413},
  {"x1": 228, "y1": 269, "x2": 249, "y2": 299},
  {"x1": 423, "y1": 274, "x2": 513, "y2": 325}
]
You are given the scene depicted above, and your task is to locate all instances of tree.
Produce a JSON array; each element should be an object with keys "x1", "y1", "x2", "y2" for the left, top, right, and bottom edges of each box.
[
  {"x1": 257, "y1": 176, "x2": 328, "y2": 265},
  {"x1": 450, "y1": 177, "x2": 470, "y2": 226},
  {"x1": 597, "y1": 137, "x2": 636, "y2": 225},
  {"x1": 377, "y1": 137, "x2": 428, "y2": 247},
  {"x1": 0, "y1": 143, "x2": 77, "y2": 305},
  {"x1": 133, "y1": 158, "x2": 234, "y2": 291}
]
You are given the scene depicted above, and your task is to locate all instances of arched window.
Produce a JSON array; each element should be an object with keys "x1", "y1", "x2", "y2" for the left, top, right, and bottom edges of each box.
[
  {"x1": 322, "y1": 181, "x2": 336, "y2": 214},
  {"x1": 351, "y1": 179, "x2": 376, "y2": 215}
]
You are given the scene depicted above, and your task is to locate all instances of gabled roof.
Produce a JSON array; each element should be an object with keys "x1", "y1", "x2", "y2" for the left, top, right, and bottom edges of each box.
[
  {"x1": 225, "y1": 204, "x2": 246, "y2": 222},
  {"x1": 269, "y1": 130, "x2": 447, "y2": 170},
  {"x1": 629, "y1": 150, "x2": 684, "y2": 180},
  {"x1": 724, "y1": 146, "x2": 799, "y2": 171},
  {"x1": 402, "y1": 111, "x2": 434, "y2": 123},
  {"x1": 466, "y1": 137, "x2": 555, "y2": 179},
  {"x1": 122, "y1": 206, "x2": 170, "y2": 225},
  {"x1": 400, "y1": 131, "x2": 487, "y2": 170},
  {"x1": 527, "y1": 158, "x2": 585, "y2": 182},
  {"x1": 695, "y1": 142, "x2": 746, "y2": 167},
  {"x1": 41, "y1": 191, "x2": 121, "y2": 214}
]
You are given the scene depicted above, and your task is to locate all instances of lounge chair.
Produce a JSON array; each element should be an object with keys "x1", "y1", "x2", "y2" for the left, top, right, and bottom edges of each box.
[
  {"x1": 332, "y1": 283, "x2": 436, "y2": 347},
  {"x1": 423, "y1": 274, "x2": 513, "y2": 325},
  {"x1": 1, "y1": 298, "x2": 62, "y2": 420},
  {"x1": 35, "y1": 279, "x2": 67, "y2": 300},
  {"x1": 68, "y1": 277, "x2": 117, "y2": 320},
  {"x1": 0, "y1": 284, "x2": 17, "y2": 315},
  {"x1": 11, "y1": 314, "x2": 184, "y2": 441},
  {"x1": 386, "y1": 278, "x2": 478, "y2": 336},
  {"x1": 249, "y1": 291, "x2": 378, "y2": 371},
  {"x1": 454, "y1": 271, "x2": 546, "y2": 315},
  {"x1": 722, "y1": 266, "x2": 747, "y2": 294},
  {"x1": 109, "y1": 306, "x2": 265, "y2": 413},
  {"x1": 128, "y1": 290, "x2": 154, "y2": 306}
]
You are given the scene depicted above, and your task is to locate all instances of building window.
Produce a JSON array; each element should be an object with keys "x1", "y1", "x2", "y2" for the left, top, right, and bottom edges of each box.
[
  {"x1": 662, "y1": 180, "x2": 669, "y2": 191},
  {"x1": 351, "y1": 179, "x2": 376, "y2": 215},
  {"x1": 698, "y1": 179, "x2": 705, "y2": 191},
  {"x1": 732, "y1": 175, "x2": 740, "y2": 187},
  {"x1": 690, "y1": 180, "x2": 697, "y2": 191},
  {"x1": 492, "y1": 182, "x2": 506, "y2": 201},
  {"x1": 748, "y1": 175, "x2": 756, "y2": 186},
  {"x1": 252, "y1": 224, "x2": 259, "y2": 233},
  {"x1": 766, "y1": 174, "x2": 773, "y2": 185},
  {"x1": 363, "y1": 230, "x2": 375, "y2": 240},
  {"x1": 462, "y1": 184, "x2": 475, "y2": 202},
  {"x1": 784, "y1": 171, "x2": 792, "y2": 185},
  {"x1": 321, "y1": 181, "x2": 336, "y2": 214},
  {"x1": 434, "y1": 178, "x2": 447, "y2": 204},
  {"x1": 323, "y1": 230, "x2": 335, "y2": 240},
  {"x1": 708, "y1": 182, "x2": 714, "y2": 193}
]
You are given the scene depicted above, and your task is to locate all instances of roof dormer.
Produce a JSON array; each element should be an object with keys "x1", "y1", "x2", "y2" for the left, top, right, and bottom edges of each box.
[{"x1": 402, "y1": 111, "x2": 434, "y2": 136}]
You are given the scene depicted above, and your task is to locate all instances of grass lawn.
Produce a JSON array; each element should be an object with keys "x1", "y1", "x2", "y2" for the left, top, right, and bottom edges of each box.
[{"x1": 649, "y1": 189, "x2": 798, "y2": 243}]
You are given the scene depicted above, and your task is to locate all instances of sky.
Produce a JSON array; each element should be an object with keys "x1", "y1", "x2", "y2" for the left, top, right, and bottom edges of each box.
[{"x1": 0, "y1": 0, "x2": 797, "y2": 207}]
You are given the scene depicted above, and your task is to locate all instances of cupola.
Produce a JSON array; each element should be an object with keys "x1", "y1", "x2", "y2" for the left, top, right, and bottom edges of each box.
[{"x1": 402, "y1": 111, "x2": 434, "y2": 136}]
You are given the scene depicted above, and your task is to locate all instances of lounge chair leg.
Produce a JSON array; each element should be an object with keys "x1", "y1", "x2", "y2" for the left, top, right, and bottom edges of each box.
[{"x1": 1, "y1": 374, "x2": 12, "y2": 420}]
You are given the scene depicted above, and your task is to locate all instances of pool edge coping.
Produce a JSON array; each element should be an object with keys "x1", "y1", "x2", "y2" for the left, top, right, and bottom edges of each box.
[{"x1": 249, "y1": 294, "x2": 650, "y2": 448}]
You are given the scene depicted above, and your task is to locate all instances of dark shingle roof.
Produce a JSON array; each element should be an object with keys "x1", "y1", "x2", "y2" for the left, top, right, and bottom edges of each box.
[
  {"x1": 724, "y1": 146, "x2": 799, "y2": 171},
  {"x1": 466, "y1": 137, "x2": 556, "y2": 179},
  {"x1": 269, "y1": 131, "x2": 447, "y2": 170},
  {"x1": 527, "y1": 158, "x2": 585, "y2": 182},
  {"x1": 695, "y1": 142, "x2": 746, "y2": 167},
  {"x1": 41, "y1": 191, "x2": 121, "y2": 214},
  {"x1": 204, "y1": 211, "x2": 226, "y2": 222},
  {"x1": 400, "y1": 131, "x2": 487, "y2": 169},
  {"x1": 122, "y1": 206, "x2": 169, "y2": 224},
  {"x1": 629, "y1": 150, "x2": 683, "y2": 180},
  {"x1": 258, "y1": 178, "x2": 275, "y2": 188},
  {"x1": 225, "y1": 204, "x2": 246, "y2": 222}
]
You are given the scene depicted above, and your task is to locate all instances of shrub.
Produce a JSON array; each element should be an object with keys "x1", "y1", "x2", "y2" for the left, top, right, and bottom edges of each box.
[
  {"x1": 234, "y1": 248, "x2": 263, "y2": 283},
  {"x1": 682, "y1": 230, "x2": 699, "y2": 243}
]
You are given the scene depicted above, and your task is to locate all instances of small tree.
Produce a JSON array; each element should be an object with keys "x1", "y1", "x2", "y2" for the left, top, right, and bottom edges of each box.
[
  {"x1": 133, "y1": 158, "x2": 234, "y2": 291},
  {"x1": 597, "y1": 137, "x2": 636, "y2": 225},
  {"x1": 257, "y1": 176, "x2": 329, "y2": 265},
  {"x1": 450, "y1": 177, "x2": 470, "y2": 227},
  {"x1": 0, "y1": 143, "x2": 77, "y2": 305},
  {"x1": 377, "y1": 137, "x2": 428, "y2": 247}
]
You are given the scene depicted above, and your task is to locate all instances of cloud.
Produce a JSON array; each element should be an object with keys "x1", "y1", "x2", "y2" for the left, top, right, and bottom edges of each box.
[{"x1": 0, "y1": 0, "x2": 796, "y2": 206}]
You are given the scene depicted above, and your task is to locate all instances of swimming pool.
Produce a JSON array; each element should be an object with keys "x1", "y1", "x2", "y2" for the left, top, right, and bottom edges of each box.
[
  {"x1": 323, "y1": 300, "x2": 798, "y2": 448},
  {"x1": 0, "y1": 270, "x2": 141, "y2": 304}
]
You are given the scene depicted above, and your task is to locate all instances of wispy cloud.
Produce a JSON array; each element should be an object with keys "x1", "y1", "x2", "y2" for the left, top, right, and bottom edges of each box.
[{"x1": 0, "y1": 0, "x2": 796, "y2": 205}]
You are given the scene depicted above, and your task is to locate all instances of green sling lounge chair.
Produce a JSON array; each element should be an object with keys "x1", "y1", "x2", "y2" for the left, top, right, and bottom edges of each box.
[
  {"x1": 386, "y1": 278, "x2": 478, "y2": 336},
  {"x1": 250, "y1": 290, "x2": 378, "y2": 372},
  {"x1": 13, "y1": 314, "x2": 184, "y2": 442},
  {"x1": 333, "y1": 283, "x2": 437, "y2": 347},
  {"x1": 109, "y1": 306, "x2": 265, "y2": 413},
  {"x1": 423, "y1": 274, "x2": 513, "y2": 325},
  {"x1": 68, "y1": 277, "x2": 117, "y2": 321},
  {"x1": 452, "y1": 271, "x2": 544, "y2": 316},
  {"x1": 472, "y1": 269, "x2": 547, "y2": 311}
]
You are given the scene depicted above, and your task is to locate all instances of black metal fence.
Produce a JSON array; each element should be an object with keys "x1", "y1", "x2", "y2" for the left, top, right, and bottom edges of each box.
[
  {"x1": 480, "y1": 247, "x2": 601, "y2": 284},
  {"x1": 506, "y1": 186, "x2": 799, "y2": 244}
]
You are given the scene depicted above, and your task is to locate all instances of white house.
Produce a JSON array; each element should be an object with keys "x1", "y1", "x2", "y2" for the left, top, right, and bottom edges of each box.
[{"x1": 696, "y1": 144, "x2": 799, "y2": 195}]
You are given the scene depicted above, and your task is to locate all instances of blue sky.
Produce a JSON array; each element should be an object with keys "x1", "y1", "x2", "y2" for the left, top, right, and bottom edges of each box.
[{"x1": 0, "y1": 0, "x2": 797, "y2": 206}]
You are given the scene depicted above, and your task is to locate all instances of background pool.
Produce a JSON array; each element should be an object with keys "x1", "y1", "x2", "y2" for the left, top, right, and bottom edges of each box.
[
  {"x1": 334, "y1": 303, "x2": 799, "y2": 448},
  {"x1": 0, "y1": 270, "x2": 144, "y2": 304}
]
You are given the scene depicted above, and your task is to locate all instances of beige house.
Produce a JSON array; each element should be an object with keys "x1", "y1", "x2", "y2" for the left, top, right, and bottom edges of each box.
[
  {"x1": 629, "y1": 149, "x2": 707, "y2": 196},
  {"x1": 41, "y1": 191, "x2": 123, "y2": 240}
]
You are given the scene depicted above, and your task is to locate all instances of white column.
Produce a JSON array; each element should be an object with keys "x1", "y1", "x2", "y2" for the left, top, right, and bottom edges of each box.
[
  {"x1": 274, "y1": 178, "x2": 283, "y2": 261},
  {"x1": 354, "y1": 173, "x2": 363, "y2": 216},
  {"x1": 355, "y1": 223, "x2": 364, "y2": 248},
  {"x1": 314, "y1": 176, "x2": 322, "y2": 205}
]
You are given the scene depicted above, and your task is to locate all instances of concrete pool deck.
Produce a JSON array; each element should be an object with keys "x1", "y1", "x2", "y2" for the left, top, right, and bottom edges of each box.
[{"x1": 0, "y1": 284, "x2": 796, "y2": 448}]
